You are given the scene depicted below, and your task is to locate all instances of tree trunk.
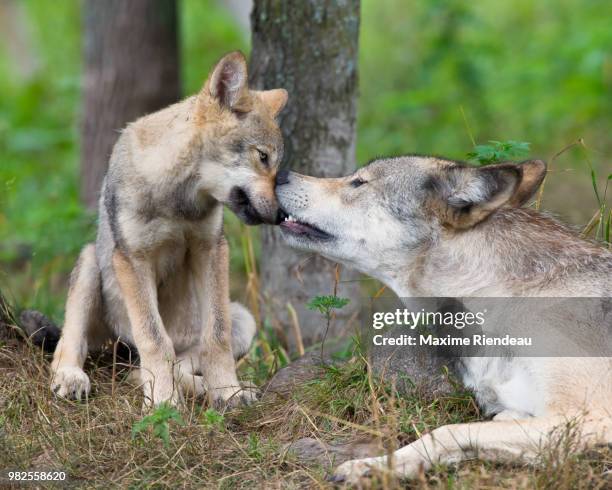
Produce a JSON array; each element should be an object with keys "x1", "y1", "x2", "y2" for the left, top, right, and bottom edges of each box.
[
  {"x1": 80, "y1": 0, "x2": 180, "y2": 209},
  {"x1": 0, "y1": 289, "x2": 12, "y2": 335},
  {"x1": 250, "y1": 0, "x2": 361, "y2": 352}
]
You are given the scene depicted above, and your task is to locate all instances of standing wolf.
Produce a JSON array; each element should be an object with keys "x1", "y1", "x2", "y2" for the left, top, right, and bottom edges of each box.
[
  {"x1": 275, "y1": 156, "x2": 612, "y2": 482},
  {"x1": 50, "y1": 52, "x2": 287, "y2": 408}
]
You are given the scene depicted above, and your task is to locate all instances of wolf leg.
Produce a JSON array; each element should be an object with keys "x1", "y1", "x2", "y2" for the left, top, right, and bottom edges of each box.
[
  {"x1": 199, "y1": 236, "x2": 256, "y2": 408},
  {"x1": 166, "y1": 302, "x2": 255, "y2": 399},
  {"x1": 50, "y1": 244, "x2": 103, "y2": 400},
  {"x1": 168, "y1": 305, "x2": 256, "y2": 399},
  {"x1": 332, "y1": 414, "x2": 612, "y2": 484},
  {"x1": 112, "y1": 250, "x2": 178, "y2": 407},
  {"x1": 128, "y1": 364, "x2": 208, "y2": 397}
]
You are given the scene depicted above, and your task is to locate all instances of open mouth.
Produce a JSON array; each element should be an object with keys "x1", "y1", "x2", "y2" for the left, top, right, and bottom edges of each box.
[
  {"x1": 277, "y1": 209, "x2": 333, "y2": 240},
  {"x1": 228, "y1": 187, "x2": 264, "y2": 225}
]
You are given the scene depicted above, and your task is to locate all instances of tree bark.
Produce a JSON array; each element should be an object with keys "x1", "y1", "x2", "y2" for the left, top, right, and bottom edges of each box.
[
  {"x1": 0, "y1": 289, "x2": 11, "y2": 334},
  {"x1": 250, "y1": 0, "x2": 361, "y2": 351},
  {"x1": 80, "y1": 0, "x2": 180, "y2": 209}
]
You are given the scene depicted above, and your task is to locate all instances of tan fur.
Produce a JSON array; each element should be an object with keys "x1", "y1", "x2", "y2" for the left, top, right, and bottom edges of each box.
[{"x1": 50, "y1": 52, "x2": 286, "y2": 408}]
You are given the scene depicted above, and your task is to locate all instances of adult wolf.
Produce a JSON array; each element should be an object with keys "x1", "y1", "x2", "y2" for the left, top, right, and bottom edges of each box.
[
  {"x1": 275, "y1": 156, "x2": 612, "y2": 483},
  {"x1": 49, "y1": 51, "x2": 287, "y2": 408}
]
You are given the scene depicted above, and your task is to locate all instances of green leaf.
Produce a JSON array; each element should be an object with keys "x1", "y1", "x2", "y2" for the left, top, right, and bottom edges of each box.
[
  {"x1": 467, "y1": 140, "x2": 530, "y2": 166},
  {"x1": 247, "y1": 433, "x2": 263, "y2": 461},
  {"x1": 132, "y1": 402, "x2": 184, "y2": 447},
  {"x1": 306, "y1": 295, "x2": 351, "y2": 316},
  {"x1": 590, "y1": 169, "x2": 601, "y2": 206},
  {"x1": 201, "y1": 408, "x2": 225, "y2": 431}
]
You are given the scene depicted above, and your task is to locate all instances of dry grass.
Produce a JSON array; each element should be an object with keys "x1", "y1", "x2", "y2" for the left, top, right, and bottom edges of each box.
[{"x1": 1, "y1": 314, "x2": 611, "y2": 489}]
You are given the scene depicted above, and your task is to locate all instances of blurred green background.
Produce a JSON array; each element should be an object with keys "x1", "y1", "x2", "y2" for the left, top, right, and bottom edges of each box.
[{"x1": 0, "y1": 0, "x2": 610, "y2": 319}]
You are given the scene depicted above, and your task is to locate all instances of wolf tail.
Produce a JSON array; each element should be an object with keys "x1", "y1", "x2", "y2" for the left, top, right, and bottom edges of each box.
[
  {"x1": 230, "y1": 302, "x2": 257, "y2": 360},
  {"x1": 18, "y1": 309, "x2": 61, "y2": 353}
]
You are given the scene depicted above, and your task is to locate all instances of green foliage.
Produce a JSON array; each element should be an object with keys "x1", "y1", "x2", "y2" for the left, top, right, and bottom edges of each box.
[
  {"x1": 467, "y1": 140, "x2": 530, "y2": 165},
  {"x1": 132, "y1": 403, "x2": 185, "y2": 447},
  {"x1": 306, "y1": 295, "x2": 350, "y2": 318},
  {"x1": 181, "y1": 0, "x2": 249, "y2": 95},
  {"x1": 304, "y1": 357, "x2": 373, "y2": 421},
  {"x1": 246, "y1": 433, "x2": 263, "y2": 462},
  {"x1": 1, "y1": 0, "x2": 610, "y2": 321},
  {"x1": 359, "y1": 0, "x2": 612, "y2": 169},
  {"x1": 0, "y1": 0, "x2": 90, "y2": 318},
  {"x1": 307, "y1": 295, "x2": 351, "y2": 359},
  {"x1": 241, "y1": 323, "x2": 290, "y2": 387},
  {"x1": 200, "y1": 407, "x2": 225, "y2": 432}
]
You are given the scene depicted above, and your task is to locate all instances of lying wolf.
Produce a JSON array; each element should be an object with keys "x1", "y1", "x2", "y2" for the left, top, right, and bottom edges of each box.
[
  {"x1": 47, "y1": 52, "x2": 287, "y2": 408},
  {"x1": 275, "y1": 156, "x2": 612, "y2": 483}
]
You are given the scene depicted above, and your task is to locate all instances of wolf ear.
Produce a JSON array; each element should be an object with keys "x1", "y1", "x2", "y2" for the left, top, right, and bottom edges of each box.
[
  {"x1": 207, "y1": 51, "x2": 249, "y2": 111},
  {"x1": 259, "y1": 89, "x2": 288, "y2": 117},
  {"x1": 506, "y1": 159, "x2": 547, "y2": 207},
  {"x1": 435, "y1": 160, "x2": 546, "y2": 229}
]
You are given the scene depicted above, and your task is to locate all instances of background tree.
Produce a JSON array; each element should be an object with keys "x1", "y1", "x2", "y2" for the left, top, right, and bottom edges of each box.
[
  {"x1": 250, "y1": 0, "x2": 361, "y2": 351},
  {"x1": 0, "y1": 289, "x2": 10, "y2": 330},
  {"x1": 80, "y1": 0, "x2": 180, "y2": 209}
]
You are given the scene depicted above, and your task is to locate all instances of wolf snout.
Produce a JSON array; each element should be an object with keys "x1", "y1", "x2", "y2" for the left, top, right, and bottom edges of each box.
[
  {"x1": 275, "y1": 169, "x2": 291, "y2": 186},
  {"x1": 228, "y1": 185, "x2": 279, "y2": 226}
]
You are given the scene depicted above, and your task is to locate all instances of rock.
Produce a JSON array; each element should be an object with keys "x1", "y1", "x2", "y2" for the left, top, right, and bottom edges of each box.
[
  {"x1": 263, "y1": 341, "x2": 456, "y2": 402},
  {"x1": 261, "y1": 352, "x2": 326, "y2": 399},
  {"x1": 370, "y1": 336, "x2": 456, "y2": 398},
  {"x1": 284, "y1": 437, "x2": 384, "y2": 467}
]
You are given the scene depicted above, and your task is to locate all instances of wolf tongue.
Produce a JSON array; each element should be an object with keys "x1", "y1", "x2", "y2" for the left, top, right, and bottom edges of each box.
[{"x1": 280, "y1": 220, "x2": 314, "y2": 234}]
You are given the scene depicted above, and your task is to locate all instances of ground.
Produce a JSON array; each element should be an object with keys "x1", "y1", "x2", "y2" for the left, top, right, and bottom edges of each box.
[
  {"x1": 1, "y1": 315, "x2": 610, "y2": 489},
  {"x1": 1, "y1": 1, "x2": 611, "y2": 488}
]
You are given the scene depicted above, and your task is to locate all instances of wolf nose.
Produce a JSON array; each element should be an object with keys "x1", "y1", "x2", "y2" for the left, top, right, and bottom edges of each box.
[{"x1": 275, "y1": 169, "x2": 290, "y2": 186}]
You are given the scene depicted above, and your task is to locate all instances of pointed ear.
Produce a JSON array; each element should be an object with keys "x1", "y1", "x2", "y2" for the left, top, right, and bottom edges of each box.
[
  {"x1": 206, "y1": 51, "x2": 249, "y2": 111},
  {"x1": 258, "y1": 89, "x2": 288, "y2": 117},
  {"x1": 507, "y1": 159, "x2": 547, "y2": 207},
  {"x1": 434, "y1": 160, "x2": 546, "y2": 229}
]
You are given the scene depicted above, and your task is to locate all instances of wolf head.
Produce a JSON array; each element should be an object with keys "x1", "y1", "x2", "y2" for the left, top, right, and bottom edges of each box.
[
  {"x1": 276, "y1": 156, "x2": 546, "y2": 278},
  {"x1": 195, "y1": 51, "x2": 287, "y2": 225}
]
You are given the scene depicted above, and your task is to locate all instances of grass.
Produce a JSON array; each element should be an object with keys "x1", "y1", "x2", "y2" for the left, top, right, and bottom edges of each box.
[
  {"x1": 1, "y1": 320, "x2": 611, "y2": 489},
  {"x1": 1, "y1": 1, "x2": 611, "y2": 487}
]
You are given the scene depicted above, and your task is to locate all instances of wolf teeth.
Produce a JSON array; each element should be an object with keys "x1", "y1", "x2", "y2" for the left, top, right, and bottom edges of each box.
[{"x1": 284, "y1": 215, "x2": 296, "y2": 222}]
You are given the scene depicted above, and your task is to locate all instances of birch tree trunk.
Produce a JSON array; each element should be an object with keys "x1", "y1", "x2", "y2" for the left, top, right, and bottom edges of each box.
[
  {"x1": 250, "y1": 0, "x2": 361, "y2": 352},
  {"x1": 80, "y1": 0, "x2": 180, "y2": 209}
]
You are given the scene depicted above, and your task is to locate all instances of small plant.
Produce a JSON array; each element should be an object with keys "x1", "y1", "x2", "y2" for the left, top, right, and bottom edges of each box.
[
  {"x1": 200, "y1": 407, "x2": 225, "y2": 432},
  {"x1": 467, "y1": 140, "x2": 530, "y2": 165},
  {"x1": 306, "y1": 295, "x2": 350, "y2": 360},
  {"x1": 132, "y1": 402, "x2": 185, "y2": 447},
  {"x1": 306, "y1": 295, "x2": 350, "y2": 318},
  {"x1": 581, "y1": 142, "x2": 611, "y2": 245},
  {"x1": 247, "y1": 433, "x2": 263, "y2": 462}
]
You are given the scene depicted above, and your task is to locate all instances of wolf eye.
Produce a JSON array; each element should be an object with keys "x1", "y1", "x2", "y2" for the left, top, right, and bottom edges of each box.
[
  {"x1": 257, "y1": 149, "x2": 269, "y2": 165},
  {"x1": 350, "y1": 178, "x2": 367, "y2": 188}
]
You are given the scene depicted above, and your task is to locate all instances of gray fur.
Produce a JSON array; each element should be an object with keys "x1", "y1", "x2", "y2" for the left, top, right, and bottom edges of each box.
[{"x1": 276, "y1": 155, "x2": 612, "y2": 483}]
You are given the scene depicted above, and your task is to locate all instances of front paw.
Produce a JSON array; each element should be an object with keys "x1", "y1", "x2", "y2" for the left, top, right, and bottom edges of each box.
[
  {"x1": 330, "y1": 459, "x2": 374, "y2": 485},
  {"x1": 51, "y1": 366, "x2": 91, "y2": 401},
  {"x1": 141, "y1": 373, "x2": 182, "y2": 410},
  {"x1": 210, "y1": 383, "x2": 258, "y2": 410}
]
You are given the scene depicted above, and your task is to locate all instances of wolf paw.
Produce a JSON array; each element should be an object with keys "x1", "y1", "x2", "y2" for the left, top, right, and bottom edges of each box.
[
  {"x1": 211, "y1": 383, "x2": 258, "y2": 410},
  {"x1": 330, "y1": 459, "x2": 375, "y2": 485},
  {"x1": 51, "y1": 367, "x2": 91, "y2": 401},
  {"x1": 141, "y1": 376, "x2": 182, "y2": 411}
]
